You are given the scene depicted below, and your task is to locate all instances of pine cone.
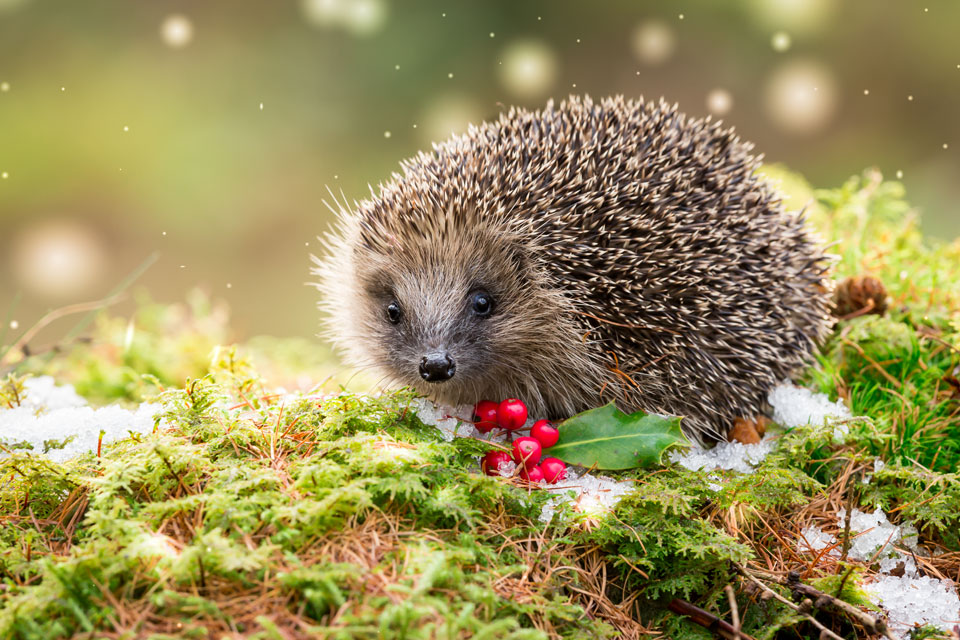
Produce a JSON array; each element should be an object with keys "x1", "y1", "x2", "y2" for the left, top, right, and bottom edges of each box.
[{"x1": 833, "y1": 275, "x2": 888, "y2": 318}]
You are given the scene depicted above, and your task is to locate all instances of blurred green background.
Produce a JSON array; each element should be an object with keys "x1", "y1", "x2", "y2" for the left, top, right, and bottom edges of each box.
[{"x1": 2, "y1": 0, "x2": 958, "y2": 343}]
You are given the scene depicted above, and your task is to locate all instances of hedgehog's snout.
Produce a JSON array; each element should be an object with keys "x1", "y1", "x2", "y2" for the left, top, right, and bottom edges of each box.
[{"x1": 419, "y1": 352, "x2": 456, "y2": 383}]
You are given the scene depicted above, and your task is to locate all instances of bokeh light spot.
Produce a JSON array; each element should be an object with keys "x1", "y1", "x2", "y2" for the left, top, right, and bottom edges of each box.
[
  {"x1": 10, "y1": 220, "x2": 107, "y2": 299},
  {"x1": 631, "y1": 21, "x2": 675, "y2": 66},
  {"x1": 498, "y1": 40, "x2": 558, "y2": 99},
  {"x1": 764, "y1": 60, "x2": 837, "y2": 134},
  {"x1": 341, "y1": 0, "x2": 387, "y2": 35},
  {"x1": 160, "y1": 14, "x2": 194, "y2": 49},
  {"x1": 302, "y1": 0, "x2": 386, "y2": 36},
  {"x1": 771, "y1": 31, "x2": 791, "y2": 52},
  {"x1": 706, "y1": 88, "x2": 733, "y2": 116},
  {"x1": 302, "y1": 0, "x2": 341, "y2": 27}
]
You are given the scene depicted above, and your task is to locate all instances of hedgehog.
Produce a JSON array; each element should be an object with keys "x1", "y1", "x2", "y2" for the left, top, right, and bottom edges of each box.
[{"x1": 313, "y1": 95, "x2": 834, "y2": 442}]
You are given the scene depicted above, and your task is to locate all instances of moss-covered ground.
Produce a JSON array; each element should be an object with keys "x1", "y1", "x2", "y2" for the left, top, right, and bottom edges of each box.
[{"x1": 1, "y1": 170, "x2": 959, "y2": 639}]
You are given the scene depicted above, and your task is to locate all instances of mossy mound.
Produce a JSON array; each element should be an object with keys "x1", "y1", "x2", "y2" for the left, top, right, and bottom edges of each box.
[{"x1": 2, "y1": 170, "x2": 959, "y2": 639}]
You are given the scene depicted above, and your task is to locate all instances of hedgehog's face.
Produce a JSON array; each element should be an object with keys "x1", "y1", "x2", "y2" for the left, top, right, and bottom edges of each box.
[
  {"x1": 367, "y1": 267, "x2": 499, "y2": 392},
  {"x1": 336, "y1": 216, "x2": 546, "y2": 406}
]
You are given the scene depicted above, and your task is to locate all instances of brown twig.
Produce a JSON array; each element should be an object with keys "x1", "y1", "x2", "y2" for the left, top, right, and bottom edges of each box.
[
  {"x1": 839, "y1": 490, "x2": 855, "y2": 564},
  {"x1": 668, "y1": 598, "x2": 756, "y2": 640}
]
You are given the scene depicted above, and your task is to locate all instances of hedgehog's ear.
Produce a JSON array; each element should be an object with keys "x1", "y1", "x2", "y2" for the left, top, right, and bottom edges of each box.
[{"x1": 504, "y1": 242, "x2": 534, "y2": 277}]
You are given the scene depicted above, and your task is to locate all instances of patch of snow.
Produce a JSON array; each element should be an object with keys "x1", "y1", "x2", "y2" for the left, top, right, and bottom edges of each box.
[
  {"x1": 866, "y1": 574, "x2": 960, "y2": 638},
  {"x1": 667, "y1": 383, "x2": 854, "y2": 475},
  {"x1": 496, "y1": 459, "x2": 518, "y2": 478},
  {"x1": 21, "y1": 375, "x2": 87, "y2": 411},
  {"x1": 863, "y1": 457, "x2": 887, "y2": 485},
  {"x1": 837, "y1": 508, "x2": 902, "y2": 562},
  {"x1": 795, "y1": 508, "x2": 957, "y2": 635},
  {"x1": 900, "y1": 524, "x2": 919, "y2": 552},
  {"x1": 878, "y1": 554, "x2": 918, "y2": 579},
  {"x1": 2, "y1": 376, "x2": 162, "y2": 463},
  {"x1": 669, "y1": 436, "x2": 777, "y2": 473},
  {"x1": 796, "y1": 509, "x2": 914, "y2": 564},
  {"x1": 768, "y1": 383, "x2": 851, "y2": 438},
  {"x1": 1, "y1": 402, "x2": 163, "y2": 463},
  {"x1": 409, "y1": 398, "x2": 505, "y2": 443},
  {"x1": 539, "y1": 470, "x2": 635, "y2": 523},
  {"x1": 410, "y1": 398, "x2": 538, "y2": 450},
  {"x1": 799, "y1": 524, "x2": 835, "y2": 552}
]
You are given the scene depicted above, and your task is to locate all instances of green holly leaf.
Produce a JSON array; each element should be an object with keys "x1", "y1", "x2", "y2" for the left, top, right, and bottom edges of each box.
[{"x1": 550, "y1": 404, "x2": 689, "y2": 470}]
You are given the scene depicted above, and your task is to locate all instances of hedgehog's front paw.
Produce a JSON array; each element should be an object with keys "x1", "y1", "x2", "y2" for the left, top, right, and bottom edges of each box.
[{"x1": 729, "y1": 415, "x2": 771, "y2": 444}]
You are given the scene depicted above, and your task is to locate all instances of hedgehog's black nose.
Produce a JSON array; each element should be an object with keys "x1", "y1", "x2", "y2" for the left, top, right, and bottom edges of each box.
[{"x1": 420, "y1": 353, "x2": 455, "y2": 383}]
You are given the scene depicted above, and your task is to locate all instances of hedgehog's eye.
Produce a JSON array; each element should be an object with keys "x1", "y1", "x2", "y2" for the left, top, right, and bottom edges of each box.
[
  {"x1": 386, "y1": 301, "x2": 402, "y2": 325},
  {"x1": 469, "y1": 291, "x2": 494, "y2": 318}
]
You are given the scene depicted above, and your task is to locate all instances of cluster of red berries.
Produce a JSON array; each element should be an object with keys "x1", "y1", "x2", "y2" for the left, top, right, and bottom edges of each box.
[{"x1": 474, "y1": 398, "x2": 567, "y2": 485}]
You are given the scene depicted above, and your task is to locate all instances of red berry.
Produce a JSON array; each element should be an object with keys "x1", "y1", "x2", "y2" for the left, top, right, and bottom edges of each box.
[
  {"x1": 473, "y1": 400, "x2": 500, "y2": 433},
  {"x1": 540, "y1": 457, "x2": 567, "y2": 484},
  {"x1": 481, "y1": 450, "x2": 513, "y2": 476},
  {"x1": 530, "y1": 420, "x2": 559, "y2": 448},
  {"x1": 520, "y1": 465, "x2": 544, "y2": 483},
  {"x1": 497, "y1": 398, "x2": 528, "y2": 430},
  {"x1": 511, "y1": 436, "x2": 542, "y2": 469}
]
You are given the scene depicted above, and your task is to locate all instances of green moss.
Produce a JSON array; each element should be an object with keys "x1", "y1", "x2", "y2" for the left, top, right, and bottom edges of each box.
[
  {"x1": 805, "y1": 308, "x2": 960, "y2": 472},
  {"x1": 0, "y1": 373, "x2": 28, "y2": 409},
  {"x1": 795, "y1": 170, "x2": 960, "y2": 472},
  {"x1": 862, "y1": 465, "x2": 960, "y2": 548},
  {"x1": 809, "y1": 567, "x2": 875, "y2": 609}
]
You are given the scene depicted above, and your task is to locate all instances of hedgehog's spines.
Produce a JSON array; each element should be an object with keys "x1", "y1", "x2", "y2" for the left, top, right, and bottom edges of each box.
[{"x1": 314, "y1": 95, "x2": 833, "y2": 443}]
